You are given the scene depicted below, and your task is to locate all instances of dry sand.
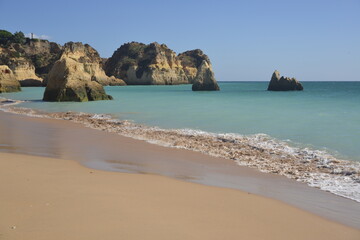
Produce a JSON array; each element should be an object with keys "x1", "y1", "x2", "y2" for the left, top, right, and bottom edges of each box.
[
  {"x1": 1, "y1": 110, "x2": 360, "y2": 229},
  {"x1": 0, "y1": 152, "x2": 359, "y2": 240}
]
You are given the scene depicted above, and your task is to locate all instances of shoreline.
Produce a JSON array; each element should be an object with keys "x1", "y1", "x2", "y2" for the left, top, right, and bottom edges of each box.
[
  {"x1": 0, "y1": 98, "x2": 359, "y2": 203},
  {"x1": 0, "y1": 110, "x2": 359, "y2": 229},
  {"x1": 0, "y1": 98, "x2": 360, "y2": 203},
  {"x1": 1, "y1": 152, "x2": 359, "y2": 239}
]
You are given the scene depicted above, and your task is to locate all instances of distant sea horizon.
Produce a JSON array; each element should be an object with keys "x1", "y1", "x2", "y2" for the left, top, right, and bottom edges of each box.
[
  {"x1": 216, "y1": 80, "x2": 360, "y2": 82},
  {"x1": 1, "y1": 81, "x2": 359, "y2": 202}
]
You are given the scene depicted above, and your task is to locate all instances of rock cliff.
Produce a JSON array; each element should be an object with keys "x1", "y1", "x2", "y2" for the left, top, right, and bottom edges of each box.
[
  {"x1": 104, "y1": 42, "x2": 219, "y2": 87},
  {"x1": 178, "y1": 49, "x2": 212, "y2": 84},
  {"x1": 267, "y1": 70, "x2": 303, "y2": 91},
  {"x1": 43, "y1": 42, "x2": 113, "y2": 102},
  {"x1": 0, "y1": 39, "x2": 62, "y2": 86},
  {"x1": 15, "y1": 40, "x2": 62, "y2": 79},
  {"x1": 5, "y1": 57, "x2": 43, "y2": 86},
  {"x1": 192, "y1": 61, "x2": 220, "y2": 91},
  {"x1": 0, "y1": 65, "x2": 21, "y2": 93}
]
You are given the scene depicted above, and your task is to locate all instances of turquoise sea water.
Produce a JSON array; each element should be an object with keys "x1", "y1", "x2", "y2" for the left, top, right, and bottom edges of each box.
[{"x1": 1, "y1": 81, "x2": 360, "y2": 162}]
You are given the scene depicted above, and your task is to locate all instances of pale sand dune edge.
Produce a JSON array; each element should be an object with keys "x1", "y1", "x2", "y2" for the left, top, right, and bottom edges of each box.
[{"x1": 0, "y1": 152, "x2": 359, "y2": 240}]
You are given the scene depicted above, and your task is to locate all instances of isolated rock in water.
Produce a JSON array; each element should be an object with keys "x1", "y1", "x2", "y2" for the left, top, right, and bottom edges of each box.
[
  {"x1": 104, "y1": 42, "x2": 218, "y2": 86},
  {"x1": 267, "y1": 70, "x2": 303, "y2": 91},
  {"x1": 43, "y1": 42, "x2": 112, "y2": 102},
  {"x1": 192, "y1": 60, "x2": 220, "y2": 91},
  {"x1": 0, "y1": 65, "x2": 21, "y2": 93},
  {"x1": 178, "y1": 49, "x2": 211, "y2": 83}
]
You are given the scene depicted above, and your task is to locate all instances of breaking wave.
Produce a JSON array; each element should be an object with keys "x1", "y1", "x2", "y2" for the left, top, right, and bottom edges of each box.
[{"x1": 1, "y1": 97, "x2": 359, "y2": 202}]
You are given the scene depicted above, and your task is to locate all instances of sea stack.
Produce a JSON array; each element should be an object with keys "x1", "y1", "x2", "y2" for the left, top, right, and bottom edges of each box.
[
  {"x1": 104, "y1": 42, "x2": 219, "y2": 88},
  {"x1": 43, "y1": 42, "x2": 113, "y2": 102},
  {"x1": 192, "y1": 60, "x2": 220, "y2": 91},
  {"x1": 0, "y1": 65, "x2": 21, "y2": 93},
  {"x1": 267, "y1": 70, "x2": 303, "y2": 91}
]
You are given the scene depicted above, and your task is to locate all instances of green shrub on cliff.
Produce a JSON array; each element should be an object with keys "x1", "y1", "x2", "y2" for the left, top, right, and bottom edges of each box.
[
  {"x1": 120, "y1": 57, "x2": 136, "y2": 71},
  {"x1": 0, "y1": 30, "x2": 26, "y2": 46},
  {"x1": 0, "y1": 30, "x2": 13, "y2": 46},
  {"x1": 179, "y1": 55, "x2": 195, "y2": 67},
  {"x1": 12, "y1": 31, "x2": 26, "y2": 44},
  {"x1": 128, "y1": 43, "x2": 146, "y2": 58},
  {"x1": 31, "y1": 55, "x2": 44, "y2": 69}
]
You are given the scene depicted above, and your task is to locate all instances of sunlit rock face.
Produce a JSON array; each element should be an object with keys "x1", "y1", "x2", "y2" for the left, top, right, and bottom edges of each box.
[
  {"x1": 43, "y1": 42, "x2": 113, "y2": 102},
  {"x1": 104, "y1": 42, "x2": 219, "y2": 88},
  {"x1": 0, "y1": 65, "x2": 21, "y2": 93},
  {"x1": 0, "y1": 40, "x2": 62, "y2": 86},
  {"x1": 192, "y1": 60, "x2": 220, "y2": 91}
]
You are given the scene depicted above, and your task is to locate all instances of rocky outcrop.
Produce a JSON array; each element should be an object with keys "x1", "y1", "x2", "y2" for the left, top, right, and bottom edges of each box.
[
  {"x1": 5, "y1": 57, "x2": 43, "y2": 86},
  {"x1": 178, "y1": 49, "x2": 211, "y2": 83},
  {"x1": 0, "y1": 65, "x2": 21, "y2": 93},
  {"x1": 0, "y1": 39, "x2": 62, "y2": 86},
  {"x1": 192, "y1": 61, "x2": 220, "y2": 91},
  {"x1": 105, "y1": 42, "x2": 186, "y2": 85},
  {"x1": 16, "y1": 40, "x2": 62, "y2": 79},
  {"x1": 104, "y1": 42, "x2": 218, "y2": 87},
  {"x1": 43, "y1": 42, "x2": 113, "y2": 102},
  {"x1": 267, "y1": 70, "x2": 303, "y2": 91},
  {"x1": 99, "y1": 76, "x2": 126, "y2": 86}
]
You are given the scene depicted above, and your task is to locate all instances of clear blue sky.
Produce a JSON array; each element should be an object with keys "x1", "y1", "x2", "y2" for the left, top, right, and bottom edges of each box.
[{"x1": 0, "y1": 0, "x2": 359, "y2": 81}]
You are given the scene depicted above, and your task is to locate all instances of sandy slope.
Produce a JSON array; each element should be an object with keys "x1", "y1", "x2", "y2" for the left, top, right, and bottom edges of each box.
[{"x1": 0, "y1": 152, "x2": 359, "y2": 240}]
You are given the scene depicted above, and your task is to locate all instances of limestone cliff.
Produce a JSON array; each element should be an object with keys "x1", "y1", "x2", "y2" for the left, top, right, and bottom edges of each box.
[
  {"x1": 99, "y1": 76, "x2": 126, "y2": 86},
  {"x1": 43, "y1": 42, "x2": 113, "y2": 102},
  {"x1": 267, "y1": 70, "x2": 303, "y2": 91},
  {"x1": 0, "y1": 65, "x2": 21, "y2": 93},
  {"x1": 14, "y1": 40, "x2": 62, "y2": 79},
  {"x1": 105, "y1": 42, "x2": 186, "y2": 85},
  {"x1": 104, "y1": 42, "x2": 219, "y2": 87},
  {"x1": 5, "y1": 57, "x2": 42, "y2": 86},
  {"x1": 178, "y1": 49, "x2": 211, "y2": 83},
  {"x1": 0, "y1": 39, "x2": 62, "y2": 86},
  {"x1": 192, "y1": 61, "x2": 220, "y2": 91}
]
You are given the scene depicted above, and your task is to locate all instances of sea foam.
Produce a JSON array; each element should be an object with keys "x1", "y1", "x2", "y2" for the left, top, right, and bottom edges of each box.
[{"x1": 1, "y1": 100, "x2": 359, "y2": 202}]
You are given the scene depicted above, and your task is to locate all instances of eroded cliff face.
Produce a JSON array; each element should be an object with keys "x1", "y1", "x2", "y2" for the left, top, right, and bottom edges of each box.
[
  {"x1": 0, "y1": 39, "x2": 62, "y2": 86},
  {"x1": 16, "y1": 40, "x2": 62, "y2": 79},
  {"x1": 5, "y1": 57, "x2": 43, "y2": 86},
  {"x1": 192, "y1": 61, "x2": 220, "y2": 91},
  {"x1": 105, "y1": 42, "x2": 185, "y2": 85},
  {"x1": 104, "y1": 42, "x2": 218, "y2": 87},
  {"x1": 0, "y1": 65, "x2": 21, "y2": 93},
  {"x1": 178, "y1": 49, "x2": 210, "y2": 83},
  {"x1": 43, "y1": 42, "x2": 113, "y2": 102}
]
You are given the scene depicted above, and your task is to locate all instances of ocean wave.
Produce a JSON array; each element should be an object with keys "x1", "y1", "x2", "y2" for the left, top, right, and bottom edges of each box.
[
  {"x1": 1, "y1": 100, "x2": 359, "y2": 202},
  {"x1": 0, "y1": 97, "x2": 25, "y2": 107}
]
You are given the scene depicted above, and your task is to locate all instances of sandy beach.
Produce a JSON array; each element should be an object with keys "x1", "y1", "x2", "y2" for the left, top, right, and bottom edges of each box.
[
  {"x1": 1, "y1": 110, "x2": 360, "y2": 228},
  {"x1": 0, "y1": 110, "x2": 359, "y2": 239},
  {"x1": 1, "y1": 1, "x2": 359, "y2": 239},
  {"x1": 0, "y1": 151, "x2": 359, "y2": 240}
]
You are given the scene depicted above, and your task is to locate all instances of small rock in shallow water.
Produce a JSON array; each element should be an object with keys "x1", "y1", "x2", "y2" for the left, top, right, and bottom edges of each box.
[{"x1": 267, "y1": 70, "x2": 303, "y2": 91}]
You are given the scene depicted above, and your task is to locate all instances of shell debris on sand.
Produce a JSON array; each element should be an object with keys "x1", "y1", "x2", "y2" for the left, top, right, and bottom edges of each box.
[{"x1": 1, "y1": 104, "x2": 360, "y2": 202}]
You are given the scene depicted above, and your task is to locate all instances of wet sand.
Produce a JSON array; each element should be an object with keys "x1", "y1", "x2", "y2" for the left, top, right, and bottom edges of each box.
[
  {"x1": 0, "y1": 110, "x2": 359, "y2": 229},
  {"x1": 1, "y1": 152, "x2": 359, "y2": 240}
]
